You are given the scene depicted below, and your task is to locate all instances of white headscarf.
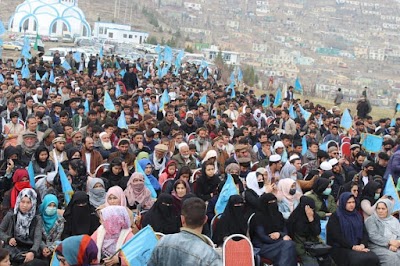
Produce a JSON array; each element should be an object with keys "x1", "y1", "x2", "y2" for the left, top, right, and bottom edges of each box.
[{"x1": 246, "y1": 171, "x2": 265, "y2": 196}]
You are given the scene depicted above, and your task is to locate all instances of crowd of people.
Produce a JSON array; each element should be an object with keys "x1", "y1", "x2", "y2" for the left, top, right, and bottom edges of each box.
[{"x1": 0, "y1": 50, "x2": 399, "y2": 266}]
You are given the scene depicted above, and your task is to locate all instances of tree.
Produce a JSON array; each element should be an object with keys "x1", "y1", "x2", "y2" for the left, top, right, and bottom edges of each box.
[
  {"x1": 146, "y1": 36, "x2": 158, "y2": 45},
  {"x1": 185, "y1": 45, "x2": 194, "y2": 53}
]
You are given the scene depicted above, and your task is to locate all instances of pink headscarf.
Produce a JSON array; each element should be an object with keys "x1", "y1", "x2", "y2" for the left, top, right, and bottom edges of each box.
[
  {"x1": 277, "y1": 178, "x2": 302, "y2": 211},
  {"x1": 101, "y1": 206, "x2": 131, "y2": 255},
  {"x1": 105, "y1": 186, "x2": 127, "y2": 207},
  {"x1": 124, "y1": 173, "x2": 154, "y2": 209}
]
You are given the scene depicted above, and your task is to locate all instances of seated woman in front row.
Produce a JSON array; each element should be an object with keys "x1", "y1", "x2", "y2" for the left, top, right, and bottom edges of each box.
[
  {"x1": 327, "y1": 192, "x2": 379, "y2": 266},
  {"x1": 365, "y1": 198, "x2": 400, "y2": 266}
]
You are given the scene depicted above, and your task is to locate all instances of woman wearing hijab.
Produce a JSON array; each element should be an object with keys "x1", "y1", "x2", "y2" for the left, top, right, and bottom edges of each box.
[
  {"x1": 245, "y1": 169, "x2": 271, "y2": 218},
  {"x1": 62, "y1": 191, "x2": 100, "y2": 240},
  {"x1": 327, "y1": 192, "x2": 379, "y2": 266},
  {"x1": 287, "y1": 196, "x2": 326, "y2": 265},
  {"x1": 124, "y1": 172, "x2": 154, "y2": 210},
  {"x1": 91, "y1": 206, "x2": 134, "y2": 266},
  {"x1": 365, "y1": 199, "x2": 400, "y2": 266},
  {"x1": 164, "y1": 166, "x2": 192, "y2": 195},
  {"x1": 249, "y1": 193, "x2": 297, "y2": 266},
  {"x1": 32, "y1": 146, "x2": 55, "y2": 176},
  {"x1": 101, "y1": 158, "x2": 130, "y2": 190},
  {"x1": 280, "y1": 163, "x2": 298, "y2": 180},
  {"x1": 306, "y1": 178, "x2": 337, "y2": 220},
  {"x1": 171, "y1": 180, "x2": 189, "y2": 216},
  {"x1": 139, "y1": 158, "x2": 161, "y2": 193},
  {"x1": 141, "y1": 193, "x2": 180, "y2": 235},
  {"x1": 212, "y1": 195, "x2": 247, "y2": 246},
  {"x1": 61, "y1": 148, "x2": 81, "y2": 170},
  {"x1": 158, "y1": 160, "x2": 178, "y2": 187},
  {"x1": 2, "y1": 169, "x2": 32, "y2": 215},
  {"x1": 195, "y1": 161, "x2": 221, "y2": 202},
  {"x1": 277, "y1": 178, "x2": 302, "y2": 220},
  {"x1": 0, "y1": 188, "x2": 44, "y2": 265},
  {"x1": 55, "y1": 235, "x2": 98, "y2": 266},
  {"x1": 360, "y1": 181, "x2": 382, "y2": 220},
  {"x1": 88, "y1": 178, "x2": 106, "y2": 209},
  {"x1": 39, "y1": 194, "x2": 65, "y2": 260},
  {"x1": 68, "y1": 159, "x2": 88, "y2": 191}
]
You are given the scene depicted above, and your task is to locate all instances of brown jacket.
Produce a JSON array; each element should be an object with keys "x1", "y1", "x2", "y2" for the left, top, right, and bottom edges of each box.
[
  {"x1": 108, "y1": 151, "x2": 135, "y2": 169},
  {"x1": 81, "y1": 147, "x2": 104, "y2": 174}
]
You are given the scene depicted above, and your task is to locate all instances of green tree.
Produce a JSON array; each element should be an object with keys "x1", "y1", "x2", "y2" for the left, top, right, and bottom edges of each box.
[
  {"x1": 146, "y1": 36, "x2": 158, "y2": 45},
  {"x1": 185, "y1": 45, "x2": 194, "y2": 53}
]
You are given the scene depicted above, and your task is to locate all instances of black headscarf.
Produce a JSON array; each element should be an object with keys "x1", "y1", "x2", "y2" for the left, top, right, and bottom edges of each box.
[
  {"x1": 66, "y1": 148, "x2": 81, "y2": 161},
  {"x1": 34, "y1": 146, "x2": 49, "y2": 169},
  {"x1": 360, "y1": 181, "x2": 381, "y2": 205},
  {"x1": 63, "y1": 191, "x2": 92, "y2": 236},
  {"x1": 69, "y1": 159, "x2": 87, "y2": 191},
  {"x1": 141, "y1": 193, "x2": 180, "y2": 234},
  {"x1": 212, "y1": 195, "x2": 247, "y2": 245},
  {"x1": 287, "y1": 196, "x2": 320, "y2": 238},
  {"x1": 252, "y1": 193, "x2": 284, "y2": 235},
  {"x1": 312, "y1": 178, "x2": 330, "y2": 195}
]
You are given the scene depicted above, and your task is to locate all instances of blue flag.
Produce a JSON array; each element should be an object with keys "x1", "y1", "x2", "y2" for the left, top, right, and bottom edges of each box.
[
  {"x1": 118, "y1": 111, "x2": 128, "y2": 129},
  {"x1": 137, "y1": 96, "x2": 145, "y2": 115},
  {"x1": 21, "y1": 47, "x2": 31, "y2": 60},
  {"x1": 231, "y1": 88, "x2": 236, "y2": 99},
  {"x1": 383, "y1": 175, "x2": 400, "y2": 213},
  {"x1": 84, "y1": 99, "x2": 89, "y2": 114},
  {"x1": 396, "y1": 103, "x2": 400, "y2": 113},
  {"x1": 15, "y1": 58, "x2": 22, "y2": 68},
  {"x1": 13, "y1": 72, "x2": 19, "y2": 86},
  {"x1": 104, "y1": 91, "x2": 116, "y2": 111},
  {"x1": 35, "y1": 71, "x2": 41, "y2": 81},
  {"x1": 390, "y1": 118, "x2": 396, "y2": 127},
  {"x1": 61, "y1": 60, "x2": 71, "y2": 71},
  {"x1": 115, "y1": 83, "x2": 122, "y2": 98},
  {"x1": 237, "y1": 67, "x2": 243, "y2": 82},
  {"x1": 41, "y1": 71, "x2": 48, "y2": 81},
  {"x1": 289, "y1": 104, "x2": 297, "y2": 119},
  {"x1": 58, "y1": 163, "x2": 74, "y2": 205},
  {"x1": 302, "y1": 136, "x2": 308, "y2": 155},
  {"x1": 299, "y1": 104, "x2": 311, "y2": 121},
  {"x1": 135, "y1": 161, "x2": 157, "y2": 198},
  {"x1": 120, "y1": 225, "x2": 158, "y2": 265},
  {"x1": 215, "y1": 174, "x2": 239, "y2": 215},
  {"x1": 159, "y1": 89, "x2": 170, "y2": 111},
  {"x1": 73, "y1": 52, "x2": 81, "y2": 62},
  {"x1": 226, "y1": 81, "x2": 235, "y2": 92},
  {"x1": 120, "y1": 69, "x2": 126, "y2": 77},
  {"x1": 155, "y1": 44, "x2": 161, "y2": 54},
  {"x1": 273, "y1": 89, "x2": 282, "y2": 107},
  {"x1": 27, "y1": 162, "x2": 35, "y2": 188},
  {"x1": 22, "y1": 65, "x2": 30, "y2": 79},
  {"x1": 295, "y1": 77, "x2": 303, "y2": 92},
  {"x1": 95, "y1": 59, "x2": 102, "y2": 76},
  {"x1": 49, "y1": 70, "x2": 55, "y2": 83},
  {"x1": 144, "y1": 71, "x2": 151, "y2": 79},
  {"x1": 136, "y1": 63, "x2": 142, "y2": 72},
  {"x1": 164, "y1": 46, "x2": 173, "y2": 64},
  {"x1": 0, "y1": 21, "x2": 5, "y2": 35},
  {"x1": 230, "y1": 71, "x2": 235, "y2": 82},
  {"x1": 115, "y1": 60, "x2": 121, "y2": 69},
  {"x1": 340, "y1": 109, "x2": 353, "y2": 130},
  {"x1": 262, "y1": 95, "x2": 270, "y2": 108},
  {"x1": 161, "y1": 66, "x2": 169, "y2": 78},
  {"x1": 197, "y1": 94, "x2": 207, "y2": 106},
  {"x1": 361, "y1": 133, "x2": 383, "y2": 153},
  {"x1": 319, "y1": 141, "x2": 329, "y2": 152},
  {"x1": 0, "y1": 74, "x2": 4, "y2": 83},
  {"x1": 99, "y1": 46, "x2": 103, "y2": 58},
  {"x1": 203, "y1": 69, "x2": 208, "y2": 79}
]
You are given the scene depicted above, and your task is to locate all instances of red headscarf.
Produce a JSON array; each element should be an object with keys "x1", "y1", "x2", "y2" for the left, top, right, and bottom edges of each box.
[{"x1": 11, "y1": 169, "x2": 31, "y2": 208}]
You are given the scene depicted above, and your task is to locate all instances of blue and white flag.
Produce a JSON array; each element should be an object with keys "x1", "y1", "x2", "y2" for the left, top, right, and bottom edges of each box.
[
  {"x1": 215, "y1": 174, "x2": 239, "y2": 215},
  {"x1": 13, "y1": 72, "x2": 19, "y2": 86},
  {"x1": 118, "y1": 111, "x2": 128, "y2": 129},
  {"x1": 49, "y1": 70, "x2": 55, "y2": 83},
  {"x1": 295, "y1": 77, "x2": 303, "y2": 92},
  {"x1": 273, "y1": 89, "x2": 282, "y2": 107},
  {"x1": 361, "y1": 134, "x2": 383, "y2": 153},
  {"x1": 115, "y1": 83, "x2": 122, "y2": 98},
  {"x1": 197, "y1": 94, "x2": 207, "y2": 106},
  {"x1": 104, "y1": 91, "x2": 116, "y2": 111},
  {"x1": 383, "y1": 175, "x2": 400, "y2": 213},
  {"x1": 61, "y1": 60, "x2": 71, "y2": 71},
  {"x1": 262, "y1": 95, "x2": 270, "y2": 108},
  {"x1": 340, "y1": 109, "x2": 353, "y2": 130},
  {"x1": 73, "y1": 52, "x2": 81, "y2": 62}
]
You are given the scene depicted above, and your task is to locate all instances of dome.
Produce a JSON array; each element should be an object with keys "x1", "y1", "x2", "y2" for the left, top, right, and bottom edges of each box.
[{"x1": 9, "y1": 0, "x2": 91, "y2": 37}]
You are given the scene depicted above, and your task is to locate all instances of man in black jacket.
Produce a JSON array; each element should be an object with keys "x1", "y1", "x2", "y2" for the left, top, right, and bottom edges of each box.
[{"x1": 122, "y1": 67, "x2": 138, "y2": 91}]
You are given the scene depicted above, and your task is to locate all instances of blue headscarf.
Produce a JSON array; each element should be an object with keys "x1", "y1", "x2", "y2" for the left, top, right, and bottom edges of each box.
[
  {"x1": 336, "y1": 192, "x2": 363, "y2": 246},
  {"x1": 138, "y1": 158, "x2": 161, "y2": 191},
  {"x1": 39, "y1": 194, "x2": 59, "y2": 233}
]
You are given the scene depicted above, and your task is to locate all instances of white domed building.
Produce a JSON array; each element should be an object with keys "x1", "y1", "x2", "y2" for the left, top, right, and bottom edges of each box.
[{"x1": 9, "y1": 0, "x2": 91, "y2": 37}]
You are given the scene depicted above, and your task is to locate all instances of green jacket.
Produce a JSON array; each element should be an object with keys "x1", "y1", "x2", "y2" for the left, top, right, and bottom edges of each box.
[{"x1": 305, "y1": 191, "x2": 337, "y2": 219}]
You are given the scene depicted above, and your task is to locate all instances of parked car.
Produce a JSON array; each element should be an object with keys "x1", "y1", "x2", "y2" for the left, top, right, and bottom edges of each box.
[{"x1": 2, "y1": 41, "x2": 23, "y2": 51}]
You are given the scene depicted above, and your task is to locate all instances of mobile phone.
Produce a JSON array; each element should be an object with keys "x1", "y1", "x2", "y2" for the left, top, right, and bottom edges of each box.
[{"x1": 271, "y1": 177, "x2": 276, "y2": 184}]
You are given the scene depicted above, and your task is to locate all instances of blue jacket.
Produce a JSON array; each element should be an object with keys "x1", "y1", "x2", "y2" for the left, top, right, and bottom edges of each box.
[{"x1": 149, "y1": 228, "x2": 221, "y2": 266}]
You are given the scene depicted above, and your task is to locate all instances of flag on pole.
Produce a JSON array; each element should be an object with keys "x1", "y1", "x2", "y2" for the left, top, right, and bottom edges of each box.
[
  {"x1": 273, "y1": 89, "x2": 282, "y2": 107},
  {"x1": 27, "y1": 162, "x2": 35, "y2": 188},
  {"x1": 237, "y1": 67, "x2": 243, "y2": 82},
  {"x1": 58, "y1": 163, "x2": 74, "y2": 205},
  {"x1": 95, "y1": 59, "x2": 102, "y2": 76},
  {"x1": 120, "y1": 225, "x2": 158, "y2": 266},
  {"x1": 35, "y1": 71, "x2": 41, "y2": 81},
  {"x1": 230, "y1": 71, "x2": 235, "y2": 82},
  {"x1": 137, "y1": 96, "x2": 145, "y2": 115},
  {"x1": 231, "y1": 88, "x2": 236, "y2": 99},
  {"x1": 22, "y1": 65, "x2": 30, "y2": 79},
  {"x1": 294, "y1": 77, "x2": 303, "y2": 93},
  {"x1": 104, "y1": 91, "x2": 116, "y2": 111},
  {"x1": 33, "y1": 34, "x2": 44, "y2": 52},
  {"x1": 390, "y1": 118, "x2": 396, "y2": 127},
  {"x1": 383, "y1": 175, "x2": 400, "y2": 213},
  {"x1": 262, "y1": 95, "x2": 270, "y2": 108},
  {"x1": 159, "y1": 89, "x2": 170, "y2": 111},
  {"x1": 13, "y1": 72, "x2": 19, "y2": 86},
  {"x1": 214, "y1": 174, "x2": 239, "y2": 215},
  {"x1": 289, "y1": 104, "x2": 297, "y2": 119},
  {"x1": 203, "y1": 69, "x2": 208, "y2": 79},
  {"x1": 49, "y1": 70, "x2": 55, "y2": 83},
  {"x1": 73, "y1": 52, "x2": 81, "y2": 63},
  {"x1": 145, "y1": 71, "x2": 151, "y2": 79},
  {"x1": 41, "y1": 71, "x2": 48, "y2": 81},
  {"x1": 319, "y1": 141, "x2": 329, "y2": 152},
  {"x1": 118, "y1": 111, "x2": 128, "y2": 129},
  {"x1": 99, "y1": 46, "x2": 103, "y2": 59},
  {"x1": 298, "y1": 104, "x2": 311, "y2": 121},
  {"x1": 120, "y1": 69, "x2": 126, "y2": 78},
  {"x1": 84, "y1": 99, "x2": 89, "y2": 114},
  {"x1": 197, "y1": 94, "x2": 207, "y2": 106},
  {"x1": 340, "y1": 109, "x2": 353, "y2": 130},
  {"x1": 361, "y1": 134, "x2": 383, "y2": 153},
  {"x1": 15, "y1": 58, "x2": 22, "y2": 68},
  {"x1": 61, "y1": 60, "x2": 71, "y2": 71},
  {"x1": 136, "y1": 63, "x2": 142, "y2": 72},
  {"x1": 135, "y1": 161, "x2": 157, "y2": 198},
  {"x1": 163, "y1": 46, "x2": 173, "y2": 64},
  {"x1": 115, "y1": 60, "x2": 121, "y2": 69},
  {"x1": 115, "y1": 83, "x2": 122, "y2": 98},
  {"x1": 301, "y1": 136, "x2": 308, "y2": 155},
  {"x1": 0, "y1": 74, "x2": 3, "y2": 83}
]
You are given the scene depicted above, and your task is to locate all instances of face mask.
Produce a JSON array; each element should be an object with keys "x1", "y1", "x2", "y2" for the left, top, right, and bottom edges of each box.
[
  {"x1": 290, "y1": 174, "x2": 297, "y2": 180},
  {"x1": 231, "y1": 174, "x2": 239, "y2": 180},
  {"x1": 289, "y1": 188, "x2": 296, "y2": 195},
  {"x1": 258, "y1": 181, "x2": 264, "y2": 188},
  {"x1": 374, "y1": 193, "x2": 380, "y2": 200},
  {"x1": 45, "y1": 206, "x2": 57, "y2": 216},
  {"x1": 322, "y1": 188, "x2": 332, "y2": 196},
  {"x1": 182, "y1": 154, "x2": 190, "y2": 159}
]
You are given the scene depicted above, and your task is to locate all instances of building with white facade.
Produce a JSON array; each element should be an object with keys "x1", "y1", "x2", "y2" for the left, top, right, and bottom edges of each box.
[
  {"x1": 9, "y1": 0, "x2": 91, "y2": 37},
  {"x1": 202, "y1": 45, "x2": 240, "y2": 65},
  {"x1": 92, "y1": 22, "x2": 148, "y2": 44}
]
